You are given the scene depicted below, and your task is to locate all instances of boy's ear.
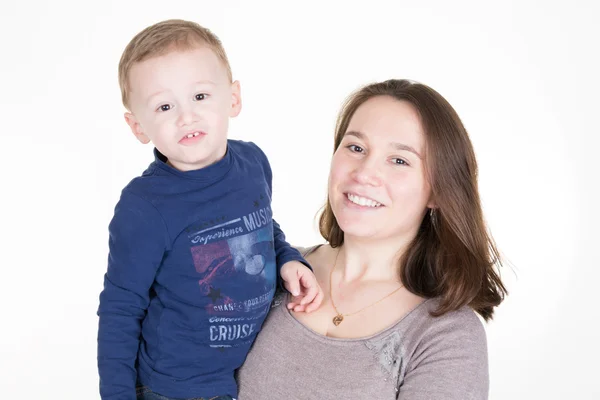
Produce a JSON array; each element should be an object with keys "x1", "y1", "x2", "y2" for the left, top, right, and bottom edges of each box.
[
  {"x1": 124, "y1": 112, "x2": 150, "y2": 144},
  {"x1": 229, "y1": 80, "x2": 242, "y2": 117}
]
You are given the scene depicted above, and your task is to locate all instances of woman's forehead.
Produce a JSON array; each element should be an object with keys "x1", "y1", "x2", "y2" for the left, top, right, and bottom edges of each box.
[{"x1": 346, "y1": 97, "x2": 425, "y2": 152}]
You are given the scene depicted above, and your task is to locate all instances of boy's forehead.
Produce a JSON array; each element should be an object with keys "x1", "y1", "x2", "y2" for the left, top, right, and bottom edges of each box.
[{"x1": 128, "y1": 46, "x2": 228, "y2": 89}]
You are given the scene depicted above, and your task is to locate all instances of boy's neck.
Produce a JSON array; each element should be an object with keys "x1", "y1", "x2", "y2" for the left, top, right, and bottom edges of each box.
[{"x1": 163, "y1": 143, "x2": 228, "y2": 172}]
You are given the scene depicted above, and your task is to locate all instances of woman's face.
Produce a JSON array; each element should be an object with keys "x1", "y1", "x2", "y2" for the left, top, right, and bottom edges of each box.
[{"x1": 328, "y1": 95, "x2": 433, "y2": 243}]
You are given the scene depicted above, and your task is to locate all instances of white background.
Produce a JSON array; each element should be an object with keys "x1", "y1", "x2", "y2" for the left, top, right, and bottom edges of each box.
[{"x1": 1, "y1": 0, "x2": 598, "y2": 398}]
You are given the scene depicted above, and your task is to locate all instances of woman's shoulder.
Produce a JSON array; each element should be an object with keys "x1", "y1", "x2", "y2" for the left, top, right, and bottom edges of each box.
[
  {"x1": 367, "y1": 299, "x2": 487, "y2": 367},
  {"x1": 425, "y1": 298, "x2": 485, "y2": 330},
  {"x1": 294, "y1": 244, "x2": 325, "y2": 258},
  {"x1": 398, "y1": 298, "x2": 487, "y2": 348},
  {"x1": 369, "y1": 300, "x2": 489, "y2": 398}
]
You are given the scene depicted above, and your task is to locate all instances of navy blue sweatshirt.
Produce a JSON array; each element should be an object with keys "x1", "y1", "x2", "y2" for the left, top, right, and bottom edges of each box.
[{"x1": 97, "y1": 140, "x2": 306, "y2": 399}]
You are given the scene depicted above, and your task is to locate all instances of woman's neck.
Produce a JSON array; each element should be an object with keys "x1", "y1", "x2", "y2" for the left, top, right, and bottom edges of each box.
[{"x1": 335, "y1": 236, "x2": 410, "y2": 284}]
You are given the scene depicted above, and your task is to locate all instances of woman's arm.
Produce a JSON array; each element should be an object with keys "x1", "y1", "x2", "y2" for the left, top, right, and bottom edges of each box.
[{"x1": 398, "y1": 308, "x2": 489, "y2": 400}]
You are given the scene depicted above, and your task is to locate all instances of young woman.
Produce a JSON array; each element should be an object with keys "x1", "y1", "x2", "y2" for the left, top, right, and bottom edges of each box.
[{"x1": 237, "y1": 79, "x2": 507, "y2": 399}]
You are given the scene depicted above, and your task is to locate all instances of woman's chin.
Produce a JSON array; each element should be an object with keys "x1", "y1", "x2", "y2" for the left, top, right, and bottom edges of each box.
[{"x1": 337, "y1": 221, "x2": 379, "y2": 240}]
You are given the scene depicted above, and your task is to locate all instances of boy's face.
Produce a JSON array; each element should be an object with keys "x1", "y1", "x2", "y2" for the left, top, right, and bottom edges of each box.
[{"x1": 125, "y1": 46, "x2": 241, "y2": 171}]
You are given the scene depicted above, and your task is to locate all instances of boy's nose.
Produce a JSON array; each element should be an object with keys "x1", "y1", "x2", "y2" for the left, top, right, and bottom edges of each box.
[{"x1": 177, "y1": 108, "x2": 199, "y2": 127}]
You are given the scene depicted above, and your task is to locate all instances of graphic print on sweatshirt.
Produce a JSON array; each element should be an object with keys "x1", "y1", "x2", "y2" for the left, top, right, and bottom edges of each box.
[{"x1": 188, "y1": 204, "x2": 276, "y2": 349}]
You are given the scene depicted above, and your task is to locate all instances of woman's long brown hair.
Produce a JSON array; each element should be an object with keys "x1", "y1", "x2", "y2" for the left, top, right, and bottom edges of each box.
[{"x1": 319, "y1": 79, "x2": 507, "y2": 321}]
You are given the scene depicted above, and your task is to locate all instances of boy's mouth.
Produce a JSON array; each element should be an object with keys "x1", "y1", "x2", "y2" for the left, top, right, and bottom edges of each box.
[{"x1": 179, "y1": 131, "x2": 206, "y2": 144}]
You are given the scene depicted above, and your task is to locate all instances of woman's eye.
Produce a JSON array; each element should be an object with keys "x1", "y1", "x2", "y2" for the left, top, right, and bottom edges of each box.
[
  {"x1": 194, "y1": 93, "x2": 206, "y2": 101},
  {"x1": 348, "y1": 144, "x2": 364, "y2": 153},
  {"x1": 158, "y1": 104, "x2": 171, "y2": 112}
]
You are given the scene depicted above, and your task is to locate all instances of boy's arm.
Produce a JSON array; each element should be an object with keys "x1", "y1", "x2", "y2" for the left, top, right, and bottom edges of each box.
[
  {"x1": 97, "y1": 191, "x2": 168, "y2": 400},
  {"x1": 249, "y1": 141, "x2": 322, "y2": 311},
  {"x1": 249, "y1": 142, "x2": 311, "y2": 272},
  {"x1": 272, "y1": 218, "x2": 311, "y2": 272}
]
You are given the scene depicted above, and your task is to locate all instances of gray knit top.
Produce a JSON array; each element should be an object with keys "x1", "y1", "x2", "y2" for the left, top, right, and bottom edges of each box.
[{"x1": 236, "y1": 249, "x2": 489, "y2": 399}]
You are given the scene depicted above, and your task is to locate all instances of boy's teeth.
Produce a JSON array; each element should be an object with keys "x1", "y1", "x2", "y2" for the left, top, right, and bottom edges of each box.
[
  {"x1": 347, "y1": 193, "x2": 381, "y2": 207},
  {"x1": 186, "y1": 132, "x2": 200, "y2": 138}
]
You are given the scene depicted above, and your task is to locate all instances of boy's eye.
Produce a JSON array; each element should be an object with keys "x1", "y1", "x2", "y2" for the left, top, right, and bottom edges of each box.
[
  {"x1": 158, "y1": 104, "x2": 171, "y2": 112},
  {"x1": 392, "y1": 158, "x2": 408, "y2": 166},
  {"x1": 347, "y1": 144, "x2": 364, "y2": 153},
  {"x1": 194, "y1": 93, "x2": 206, "y2": 101}
]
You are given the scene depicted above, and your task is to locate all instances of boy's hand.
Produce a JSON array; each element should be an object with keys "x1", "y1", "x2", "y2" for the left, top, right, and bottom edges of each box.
[{"x1": 280, "y1": 261, "x2": 323, "y2": 313}]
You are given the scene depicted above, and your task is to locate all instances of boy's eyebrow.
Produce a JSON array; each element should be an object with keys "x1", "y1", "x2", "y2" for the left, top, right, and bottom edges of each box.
[
  {"x1": 194, "y1": 80, "x2": 217, "y2": 86},
  {"x1": 147, "y1": 89, "x2": 169, "y2": 101},
  {"x1": 345, "y1": 130, "x2": 422, "y2": 158}
]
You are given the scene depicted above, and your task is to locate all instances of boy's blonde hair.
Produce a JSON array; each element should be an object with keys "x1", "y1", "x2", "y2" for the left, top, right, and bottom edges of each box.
[{"x1": 118, "y1": 19, "x2": 232, "y2": 109}]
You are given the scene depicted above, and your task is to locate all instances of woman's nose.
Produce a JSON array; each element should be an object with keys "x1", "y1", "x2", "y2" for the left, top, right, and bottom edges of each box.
[{"x1": 351, "y1": 159, "x2": 382, "y2": 186}]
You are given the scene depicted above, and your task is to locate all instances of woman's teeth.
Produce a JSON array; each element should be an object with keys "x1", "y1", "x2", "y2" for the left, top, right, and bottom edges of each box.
[{"x1": 347, "y1": 193, "x2": 381, "y2": 207}]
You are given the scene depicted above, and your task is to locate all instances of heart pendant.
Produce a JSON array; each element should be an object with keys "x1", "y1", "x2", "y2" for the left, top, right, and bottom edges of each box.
[{"x1": 332, "y1": 314, "x2": 344, "y2": 326}]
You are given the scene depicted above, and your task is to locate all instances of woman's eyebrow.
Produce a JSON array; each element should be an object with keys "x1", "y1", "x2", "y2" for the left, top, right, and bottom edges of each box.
[{"x1": 345, "y1": 130, "x2": 422, "y2": 158}]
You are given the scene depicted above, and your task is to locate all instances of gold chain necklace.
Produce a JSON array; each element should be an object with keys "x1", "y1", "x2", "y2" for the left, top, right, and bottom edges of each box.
[{"x1": 329, "y1": 249, "x2": 404, "y2": 326}]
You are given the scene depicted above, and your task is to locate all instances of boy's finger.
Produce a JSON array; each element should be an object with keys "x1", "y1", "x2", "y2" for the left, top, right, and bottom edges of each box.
[
  {"x1": 288, "y1": 277, "x2": 301, "y2": 297},
  {"x1": 287, "y1": 293, "x2": 303, "y2": 309},
  {"x1": 300, "y1": 285, "x2": 318, "y2": 305},
  {"x1": 287, "y1": 298, "x2": 305, "y2": 312},
  {"x1": 293, "y1": 304, "x2": 307, "y2": 312},
  {"x1": 287, "y1": 300, "x2": 299, "y2": 309},
  {"x1": 305, "y1": 290, "x2": 324, "y2": 313},
  {"x1": 299, "y1": 272, "x2": 315, "y2": 289}
]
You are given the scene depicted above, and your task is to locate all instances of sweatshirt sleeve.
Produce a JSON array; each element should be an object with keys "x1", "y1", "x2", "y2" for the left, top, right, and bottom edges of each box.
[
  {"x1": 397, "y1": 308, "x2": 489, "y2": 400},
  {"x1": 272, "y1": 218, "x2": 309, "y2": 269},
  {"x1": 97, "y1": 190, "x2": 168, "y2": 400},
  {"x1": 249, "y1": 142, "x2": 311, "y2": 272}
]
